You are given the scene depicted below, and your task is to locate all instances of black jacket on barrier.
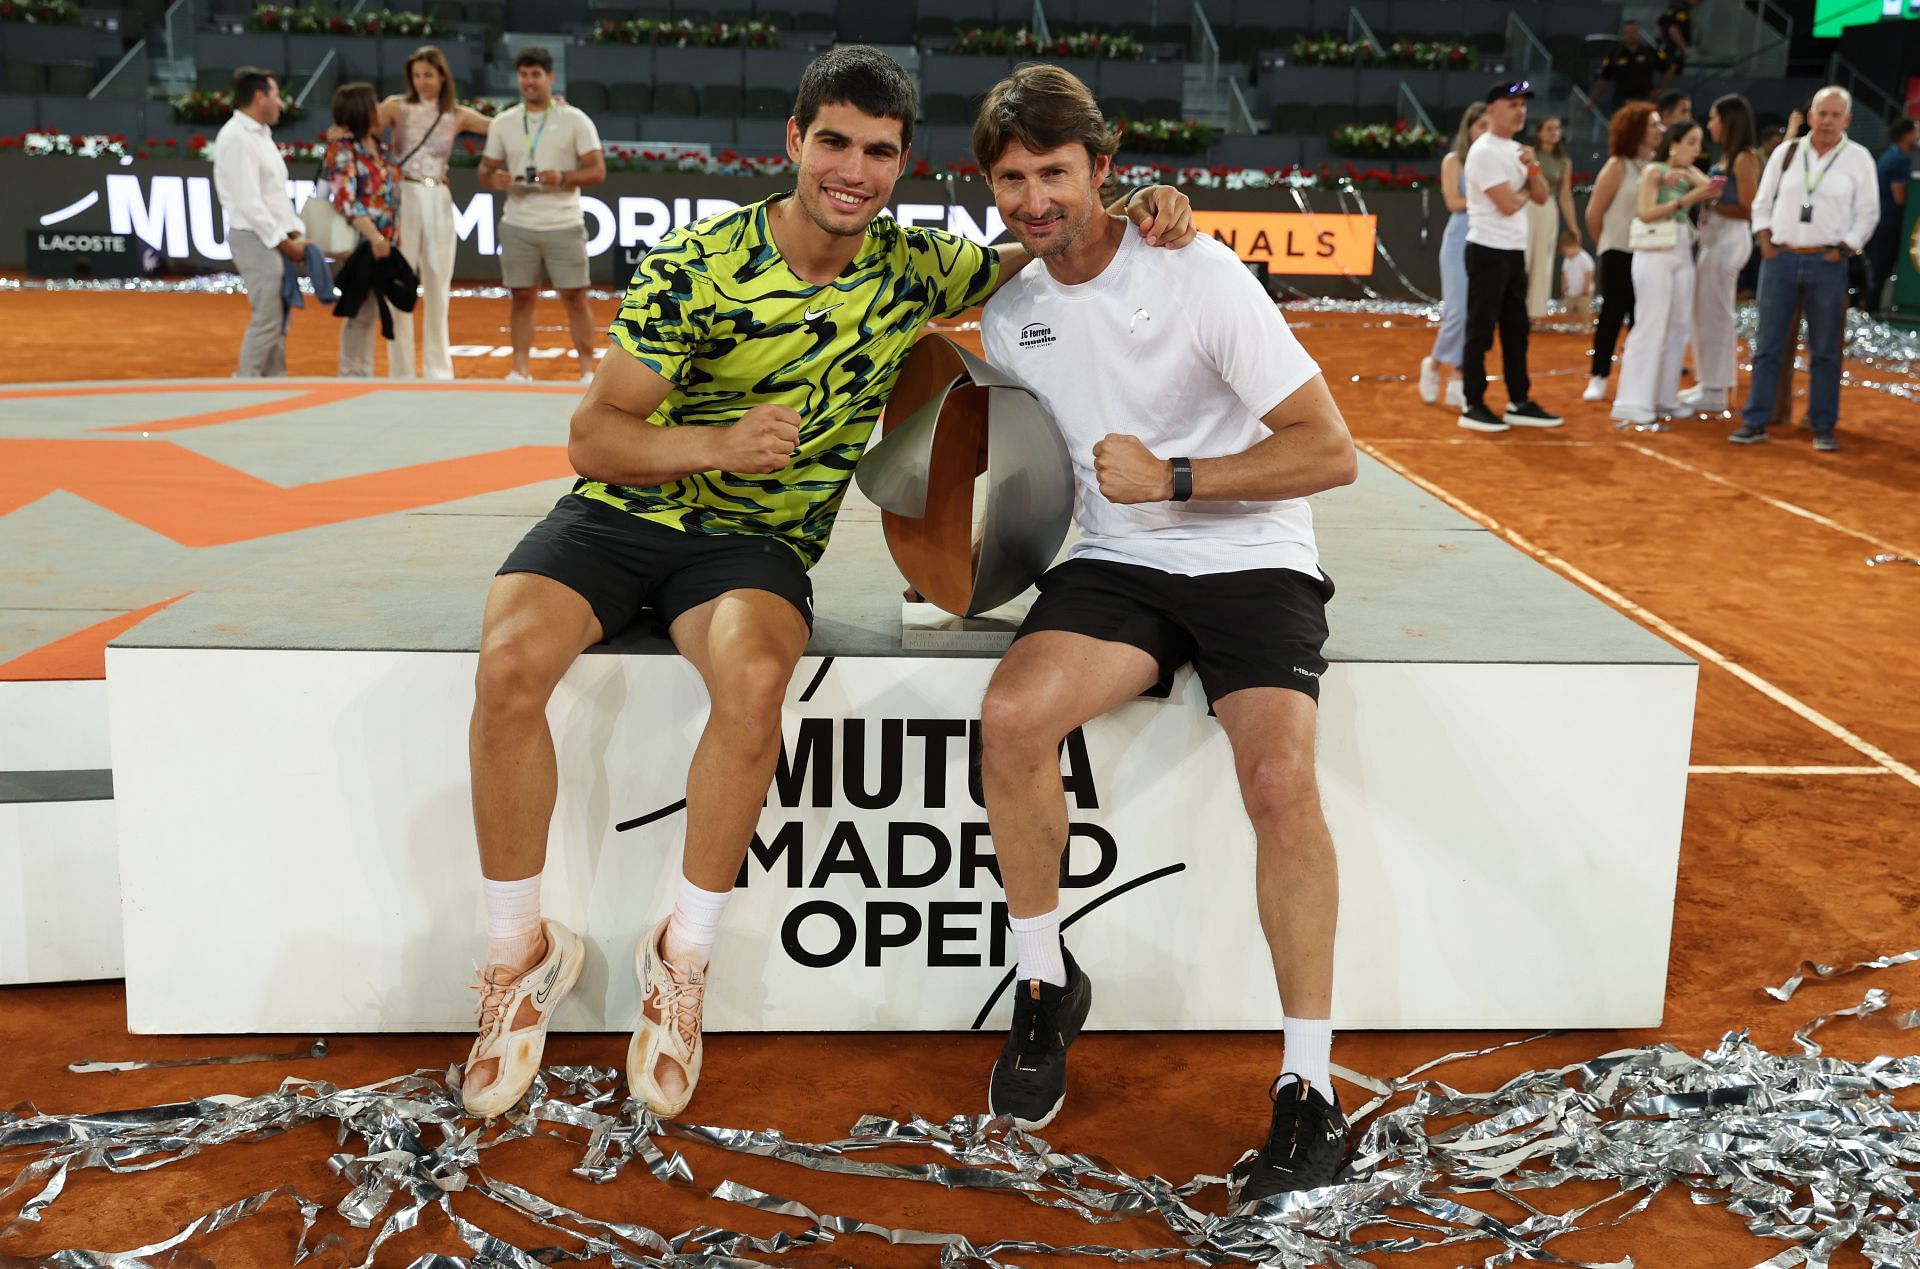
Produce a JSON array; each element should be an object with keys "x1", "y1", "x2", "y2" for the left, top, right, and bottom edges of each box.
[{"x1": 331, "y1": 242, "x2": 419, "y2": 339}]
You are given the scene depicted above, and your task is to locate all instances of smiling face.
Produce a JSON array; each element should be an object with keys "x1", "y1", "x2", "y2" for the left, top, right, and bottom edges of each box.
[
  {"x1": 988, "y1": 139, "x2": 1112, "y2": 261},
  {"x1": 785, "y1": 101, "x2": 908, "y2": 238},
  {"x1": 516, "y1": 62, "x2": 551, "y2": 109}
]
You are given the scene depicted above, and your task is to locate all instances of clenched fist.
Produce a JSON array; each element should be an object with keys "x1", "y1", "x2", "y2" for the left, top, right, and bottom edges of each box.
[
  {"x1": 715, "y1": 404, "x2": 803, "y2": 474},
  {"x1": 1093, "y1": 433, "x2": 1174, "y2": 504},
  {"x1": 1515, "y1": 144, "x2": 1537, "y2": 168}
]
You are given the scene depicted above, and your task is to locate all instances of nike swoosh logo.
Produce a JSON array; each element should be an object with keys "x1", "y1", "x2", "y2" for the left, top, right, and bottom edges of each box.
[
  {"x1": 533, "y1": 963, "x2": 561, "y2": 1005},
  {"x1": 804, "y1": 304, "x2": 839, "y2": 321}
]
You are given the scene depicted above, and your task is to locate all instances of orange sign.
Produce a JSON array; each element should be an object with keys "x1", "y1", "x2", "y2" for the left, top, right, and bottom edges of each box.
[{"x1": 1191, "y1": 212, "x2": 1377, "y2": 275}]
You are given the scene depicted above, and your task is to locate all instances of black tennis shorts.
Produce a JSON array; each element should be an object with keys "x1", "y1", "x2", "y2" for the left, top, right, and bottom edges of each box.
[
  {"x1": 498, "y1": 494, "x2": 814, "y2": 638},
  {"x1": 1015, "y1": 557, "x2": 1335, "y2": 704}
]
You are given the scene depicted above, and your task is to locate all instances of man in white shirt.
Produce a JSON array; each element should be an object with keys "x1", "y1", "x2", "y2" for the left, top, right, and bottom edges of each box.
[
  {"x1": 211, "y1": 68, "x2": 306, "y2": 377},
  {"x1": 479, "y1": 46, "x2": 606, "y2": 382},
  {"x1": 1458, "y1": 80, "x2": 1563, "y2": 433},
  {"x1": 1730, "y1": 86, "x2": 1880, "y2": 452},
  {"x1": 966, "y1": 64, "x2": 1360, "y2": 1209}
]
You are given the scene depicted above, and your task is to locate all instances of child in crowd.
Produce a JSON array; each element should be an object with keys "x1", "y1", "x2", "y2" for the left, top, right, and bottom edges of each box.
[{"x1": 1559, "y1": 230, "x2": 1595, "y2": 319}]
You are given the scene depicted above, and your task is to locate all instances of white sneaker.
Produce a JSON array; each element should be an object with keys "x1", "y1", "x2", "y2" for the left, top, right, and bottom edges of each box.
[
  {"x1": 578, "y1": 370, "x2": 594, "y2": 384},
  {"x1": 1418, "y1": 356, "x2": 1439, "y2": 404},
  {"x1": 503, "y1": 370, "x2": 534, "y2": 383},
  {"x1": 1677, "y1": 385, "x2": 1726, "y2": 412},
  {"x1": 627, "y1": 917, "x2": 707, "y2": 1117},
  {"x1": 1582, "y1": 376, "x2": 1608, "y2": 402},
  {"x1": 1443, "y1": 379, "x2": 1465, "y2": 409},
  {"x1": 461, "y1": 919, "x2": 586, "y2": 1118}
]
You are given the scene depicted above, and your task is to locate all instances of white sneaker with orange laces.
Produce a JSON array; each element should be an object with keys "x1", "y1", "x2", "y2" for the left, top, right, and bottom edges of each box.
[
  {"x1": 626, "y1": 917, "x2": 707, "y2": 1117},
  {"x1": 460, "y1": 918, "x2": 585, "y2": 1119}
]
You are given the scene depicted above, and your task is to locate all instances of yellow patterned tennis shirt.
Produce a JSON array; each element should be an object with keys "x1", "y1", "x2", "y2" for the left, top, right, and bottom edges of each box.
[{"x1": 580, "y1": 193, "x2": 999, "y2": 567}]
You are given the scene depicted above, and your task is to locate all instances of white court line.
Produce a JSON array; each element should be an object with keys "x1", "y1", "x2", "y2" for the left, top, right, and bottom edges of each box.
[
  {"x1": 1622, "y1": 443, "x2": 1920, "y2": 560},
  {"x1": 1355, "y1": 439, "x2": 1920, "y2": 790},
  {"x1": 1689, "y1": 766, "x2": 1891, "y2": 776}
]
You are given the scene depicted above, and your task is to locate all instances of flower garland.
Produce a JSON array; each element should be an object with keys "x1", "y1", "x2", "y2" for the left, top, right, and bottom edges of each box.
[
  {"x1": 593, "y1": 18, "x2": 781, "y2": 47},
  {"x1": 0, "y1": 0, "x2": 81, "y2": 23},
  {"x1": 249, "y1": 5, "x2": 452, "y2": 36},
  {"x1": 1330, "y1": 120, "x2": 1446, "y2": 158},
  {"x1": 1, "y1": 132, "x2": 1440, "y2": 190},
  {"x1": 1113, "y1": 117, "x2": 1216, "y2": 156},
  {"x1": 947, "y1": 27, "x2": 1144, "y2": 60},
  {"x1": 171, "y1": 90, "x2": 307, "y2": 125},
  {"x1": 1289, "y1": 35, "x2": 1474, "y2": 69}
]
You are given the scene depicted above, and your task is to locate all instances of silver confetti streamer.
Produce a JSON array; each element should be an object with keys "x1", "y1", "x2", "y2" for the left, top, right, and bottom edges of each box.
[{"x1": 67, "y1": 1039, "x2": 328, "y2": 1074}]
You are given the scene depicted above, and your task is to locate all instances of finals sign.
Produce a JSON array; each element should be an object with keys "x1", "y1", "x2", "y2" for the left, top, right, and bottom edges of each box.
[{"x1": 1192, "y1": 212, "x2": 1378, "y2": 276}]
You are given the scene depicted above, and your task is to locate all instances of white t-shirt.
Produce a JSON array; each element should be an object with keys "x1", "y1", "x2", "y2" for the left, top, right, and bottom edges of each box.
[
  {"x1": 1465, "y1": 131, "x2": 1530, "y2": 250},
  {"x1": 980, "y1": 224, "x2": 1324, "y2": 579},
  {"x1": 1561, "y1": 248, "x2": 1595, "y2": 296},
  {"x1": 482, "y1": 102, "x2": 602, "y2": 231}
]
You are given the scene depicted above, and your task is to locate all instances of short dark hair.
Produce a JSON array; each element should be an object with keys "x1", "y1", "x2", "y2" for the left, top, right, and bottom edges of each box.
[
  {"x1": 331, "y1": 81, "x2": 378, "y2": 138},
  {"x1": 973, "y1": 63, "x2": 1117, "y2": 175},
  {"x1": 233, "y1": 67, "x2": 276, "y2": 109},
  {"x1": 793, "y1": 45, "x2": 917, "y2": 150},
  {"x1": 515, "y1": 45, "x2": 553, "y2": 73},
  {"x1": 1656, "y1": 90, "x2": 1690, "y2": 118},
  {"x1": 1893, "y1": 116, "x2": 1919, "y2": 144},
  {"x1": 1655, "y1": 118, "x2": 1701, "y2": 163}
]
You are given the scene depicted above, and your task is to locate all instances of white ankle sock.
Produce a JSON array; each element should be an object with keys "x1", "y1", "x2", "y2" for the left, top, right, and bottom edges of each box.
[
  {"x1": 1008, "y1": 906, "x2": 1067, "y2": 987},
  {"x1": 1281, "y1": 1016, "x2": 1336, "y2": 1102},
  {"x1": 663, "y1": 876, "x2": 731, "y2": 969},
  {"x1": 483, "y1": 873, "x2": 543, "y2": 965}
]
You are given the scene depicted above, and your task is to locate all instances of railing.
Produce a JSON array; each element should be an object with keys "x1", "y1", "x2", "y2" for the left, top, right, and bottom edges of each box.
[
  {"x1": 1746, "y1": 0, "x2": 1792, "y2": 78},
  {"x1": 1569, "y1": 84, "x2": 1609, "y2": 147},
  {"x1": 1348, "y1": 9, "x2": 1384, "y2": 56},
  {"x1": 1225, "y1": 77, "x2": 1257, "y2": 135},
  {"x1": 163, "y1": 0, "x2": 194, "y2": 64},
  {"x1": 1395, "y1": 81, "x2": 1436, "y2": 136},
  {"x1": 1504, "y1": 13, "x2": 1554, "y2": 97},
  {"x1": 90, "y1": 38, "x2": 149, "y2": 102},
  {"x1": 1031, "y1": 0, "x2": 1050, "y2": 45},
  {"x1": 1824, "y1": 54, "x2": 1899, "y2": 151},
  {"x1": 1191, "y1": 1, "x2": 1219, "y2": 89},
  {"x1": 295, "y1": 47, "x2": 338, "y2": 112}
]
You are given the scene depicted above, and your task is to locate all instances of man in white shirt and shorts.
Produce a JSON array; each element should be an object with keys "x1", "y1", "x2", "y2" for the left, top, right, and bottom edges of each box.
[
  {"x1": 480, "y1": 46, "x2": 607, "y2": 381},
  {"x1": 967, "y1": 64, "x2": 1361, "y2": 1207}
]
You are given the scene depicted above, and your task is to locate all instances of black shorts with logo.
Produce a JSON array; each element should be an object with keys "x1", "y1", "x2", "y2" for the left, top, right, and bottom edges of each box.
[
  {"x1": 498, "y1": 494, "x2": 814, "y2": 638},
  {"x1": 1014, "y1": 557, "x2": 1334, "y2": 704}
]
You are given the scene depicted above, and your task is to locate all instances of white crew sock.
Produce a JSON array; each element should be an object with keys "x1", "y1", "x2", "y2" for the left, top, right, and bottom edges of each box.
[
  {"x1": 1281, "y1": 1015, "x2": 1336, "y2": 1103},
  {"x1": 663, "y1": 876, "x2": 732, "y2": 970},
  {"x1": 1009, "y1": 906, "x2": 1067, "y2": 987},
  {"x1": 483, "y1": 873, "x2": 543, "y2": 968}
]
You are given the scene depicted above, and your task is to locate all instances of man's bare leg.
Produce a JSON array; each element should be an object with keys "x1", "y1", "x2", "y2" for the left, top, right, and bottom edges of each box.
[
  {"x1": 559, "y1": 287, "x2": 596, "y2": 372},
  {"x1": 508, "y1": 288, "x2": 538, "y2": 377}
]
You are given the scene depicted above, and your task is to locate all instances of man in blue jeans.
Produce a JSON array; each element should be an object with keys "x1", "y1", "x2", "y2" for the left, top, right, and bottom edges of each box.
[{"x1": 1731, "y1": 86, "x2": 1879, "y2": 453}]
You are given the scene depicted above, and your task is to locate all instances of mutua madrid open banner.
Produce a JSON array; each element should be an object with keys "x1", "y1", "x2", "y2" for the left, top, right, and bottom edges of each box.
[{"x1": 3, "y1": 158, "x2": 1431, "y2": 293}]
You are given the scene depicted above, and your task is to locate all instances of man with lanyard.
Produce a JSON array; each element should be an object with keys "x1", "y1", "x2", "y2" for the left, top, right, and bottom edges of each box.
[
  {"x1": 1730, "y1": 86, "x2": 1878, "y2": 452},
  {"x1": 1591, "y1": 20, "x2": 1674, "y2": 114},
  {"x1": 479, "y1": 46, "x2": 606, "y2": 382},
  {"x1": 454, "y1": 45, "x2": 1196, "y2": 1121}
]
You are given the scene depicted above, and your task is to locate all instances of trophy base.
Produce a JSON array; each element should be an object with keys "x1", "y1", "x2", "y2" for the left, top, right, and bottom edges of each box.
[{"x1": 899, "y1": 599, "x2": 1031, "y2": 650}]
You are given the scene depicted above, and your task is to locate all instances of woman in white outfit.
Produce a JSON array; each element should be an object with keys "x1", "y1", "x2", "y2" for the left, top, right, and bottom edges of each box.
[
  {"x1": 1523, "y1": 115, "x2": 1579, "y2": 321},
  {"x1": 1679, "y1": 94, "x2": 1759, "y2": 414},
  {"x1": 1611, "y1": 119, "x2": 1719, "y2": 427},
  {"x1": 379, "y1": 47, "x2": 493, "y2": 380},
  {"x1": 1418, "y1": 103, "x2": 1487, "y2": 410}
]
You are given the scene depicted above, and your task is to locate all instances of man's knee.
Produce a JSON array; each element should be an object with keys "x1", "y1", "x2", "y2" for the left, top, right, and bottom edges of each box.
[
  {"x1": 473, "y1": 629, "x2": 568, "y2": 722},
  {"x1": 508, "y1": 289, "x2": 538, "y2": 311},
  {"x1": 1238, "y1": 749, "x2": 1321, "y2": 831},
  {"x1": 979, "y1": 681, "x2": 1065, "y2": 763},
  {"x1": 706, "y1": 652, "x2": 793, "y2": 743}
]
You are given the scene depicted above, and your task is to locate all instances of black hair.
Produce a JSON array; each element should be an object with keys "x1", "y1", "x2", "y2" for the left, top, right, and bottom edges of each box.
[
  {"x1": 233, "y1": 66, "x2": 276, "y2": 109},
  {"x1": 793, "y1": 45, "x2": 917, "y2": 151},
  {"x1": 515, "y1": 45, "x2": 554, "y2": 73}
]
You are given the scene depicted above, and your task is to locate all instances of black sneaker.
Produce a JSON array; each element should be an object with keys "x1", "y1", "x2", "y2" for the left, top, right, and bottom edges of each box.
[
  {"x1": 1456, "y1": 403, "x2": 1509, "y2": 433},
  {"x1": 1230, "y1": 1075, "x2": 1354, "y2": 1207},
  {"x1": 988, "y1": 948, "x2": 1092, "y2": 1130},
  {"x1": 1728, "y1": 426, "x2": 1769, "y2": 445},
  {"x1": 1503, "y1": 400, "x2": 1564, "y2": 427}
]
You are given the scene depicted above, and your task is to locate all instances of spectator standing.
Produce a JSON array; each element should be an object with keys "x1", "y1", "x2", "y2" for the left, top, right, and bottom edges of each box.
[
  {"x1": 1611, "y1": 119, "x2": 1717, "y2": 427},
  {"x1": 1867, "y1": 117, "x2": 1916, "y2": 313},
  {"x1": 212, "y1": 67, "x2": 307, "y2": 378},
  {"x1": 1656, "y1": 1, "x2": 1701, "y2": 75},
  {"x1": 1457, "y1": 81, "x2": 1562, "y2": 433},
  {"x1": 321, "y1": 83, "x2": 402, "y2": 376},
  {"x1": 1524, "y1": 115, "x2": 1578, "y2": 320},
  {"x1": 1419, "y1": 102, "x2": 1487, "y2": 411},
  {"x1": 1680, "y1": 94, "x2": 1760, "y2": 412},
  {"x1": 1730, "y1": 87, "x2": 1879, "y2": 452},
  {"x1": 1583, "y1": 102, "x2": 1663, "y2": 401},
  {"x1": 1560, "y1": 231, "x2": 1595, "y2": 317},
  {"x1": 1657, "y1": 91, "x2": 1692, "y2": 129},
  {"x1": 381, "y1": 47, "x2": 496, "y2": 380},
  {"x1": 1592, "y1": 21, "x2": 1674, "y2": 114},
  {"x1": 479, "y1": 46, "x2": 607, "y2": 382}
]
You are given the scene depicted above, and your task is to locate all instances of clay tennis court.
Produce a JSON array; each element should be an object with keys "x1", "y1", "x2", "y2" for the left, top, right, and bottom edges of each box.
[{"x1": 2, "y1": 288, "x2": 1915, "y2": 1266}]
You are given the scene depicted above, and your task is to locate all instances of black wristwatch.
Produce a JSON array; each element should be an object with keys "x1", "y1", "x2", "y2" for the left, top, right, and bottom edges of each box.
[{"x1": 1169, "y1": 456, "x2": 1194, "y2": 502}]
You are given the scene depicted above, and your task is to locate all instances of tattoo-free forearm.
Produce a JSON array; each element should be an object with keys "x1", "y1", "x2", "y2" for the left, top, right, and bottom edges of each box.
[
  {"x1": 567, "y1": 403, "x2": 724, "y2": 487},
  {"x1": 1184, "y1": 424, "x2": 1358, "y2": 502}
]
